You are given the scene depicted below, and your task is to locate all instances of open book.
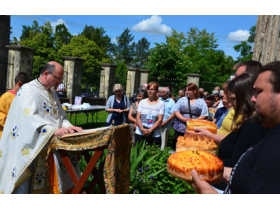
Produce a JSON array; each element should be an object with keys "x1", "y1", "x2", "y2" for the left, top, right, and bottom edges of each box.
[{"x1": 61, "y1": 126, "x2": 111, "y2": 138}]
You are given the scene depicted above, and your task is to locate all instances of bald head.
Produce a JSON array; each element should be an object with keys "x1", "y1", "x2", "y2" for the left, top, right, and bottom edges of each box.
[{"x1": 39, "y1": 61, "x2": 64, "y2": 90}]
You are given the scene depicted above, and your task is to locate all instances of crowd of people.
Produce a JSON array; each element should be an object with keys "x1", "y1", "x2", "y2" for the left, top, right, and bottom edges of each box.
[
  {"x1": 105, "y1": 75, "x2": 232, "y2": 150},
  {"x1": 105, "y1": 60, "x2": 280, "y2": 194},
  {"x1": 2, "y1": 59, "x2": 280, "y2": 194}
]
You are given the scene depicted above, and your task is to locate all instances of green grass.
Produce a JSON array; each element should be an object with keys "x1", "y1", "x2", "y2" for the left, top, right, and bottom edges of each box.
[{"x1": 67, "y1": 110, "x2": 108, "y2": 130}]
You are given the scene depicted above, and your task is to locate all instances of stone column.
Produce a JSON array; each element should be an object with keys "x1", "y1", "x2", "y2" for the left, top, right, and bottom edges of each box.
[
  {"x1": 99, "y1": 63, "x2": 117, "y2": 99},
  {"x1": 126, "y1": 68, "x2": 140, "y2": 98},
  {"x1": 0, "y1": 15, "x2": 10, "y2": 94},
  {"x1": 139, "y1": 69, "x2": 150, "y2": 86},
  {"x1": 63, "y1": 57, "x2": 84, "y2": 102},
  {"x1": 5, "y1": 45, "x2": 36, "y2": 90},
  {"x1": 187, "y1": 74, "x2": 201, "y2": 87},
  {"x1": 253, "y1": 15, "x2": 280, "y2": 64}
]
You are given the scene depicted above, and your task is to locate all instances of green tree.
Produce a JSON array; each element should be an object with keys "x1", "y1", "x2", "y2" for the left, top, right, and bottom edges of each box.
[
  {"x1": 113, "y1": 28, "x2": 136, "y2": 66},
  {"x1": 133, "y1": 37, "x2": 150, "y2": 68},
  {"x1": 115, "y1": 60, "x2": 127, "y2": 89},
  {"x1": 146, "y1": 42, "x2": 191, "y2": 92},
  {"x1": 81, "y1": 25, "x2": 112, "y2": 58},
  {"x1": 183, "y1": 28, "x2": 234, "y2": 86},
  {"x1": 54, "y1": 24, "x2": 72, "y2": 50},
  {"x1": 19, "y1": 21, "x2": 56, "y2": 78},
  {"x1": 9, "y1": 26, "x2": 18, "y2": 45},
  {"x1": 58, "y1": 35, "x2": 105, "y2": 88},
  {"x1": 166, "y1": 29, "x2": 187, "y2": 51},
  {"x1": 20, "y1": 20, "x2": 42, "y2": 41},
  {"x1": 233, "y1": 25, "x2": 256, "y2": 62}
]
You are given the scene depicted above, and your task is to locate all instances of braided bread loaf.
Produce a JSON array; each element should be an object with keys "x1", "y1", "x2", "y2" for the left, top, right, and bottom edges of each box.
[
  {"x1": 176, "y1": 133, "x2": 217, "y2": 155},
  {"x1": 186, "y1": 119, "x2": 217, "y2": 134},
  {"x1": 167, "y1": 150, "x2": 224, "y2": 183}
]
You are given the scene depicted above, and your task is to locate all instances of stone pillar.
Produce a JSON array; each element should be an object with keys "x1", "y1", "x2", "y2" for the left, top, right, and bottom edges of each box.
[
  {"x1": 139, "y1": 69, "x2": 150, "y2": 86},
  {"x1": 0, "y1": 15, "x2": 11, "y2": 94},
  {"x1": 187, "y1": 74, "x2": 201, "y2": 87},
  {"x1": 253, "y1": 15, "x2": 280, "y2": 64},
  {"x1": 63, "y1": 57, "x2": 84, "y2": 102},
  {"x1": 5, "y1": 45, "x2": 36, "y2": 90},
  {"x1": 126, "y1": 68, "x2": 140, "y2": 98},
  {"x1": 99, "y1": 63, "x2": 117, "y2": 99}
]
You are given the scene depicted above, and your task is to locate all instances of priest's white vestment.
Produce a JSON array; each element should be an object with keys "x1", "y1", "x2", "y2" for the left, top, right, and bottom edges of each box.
[{"x1": 0, "y1": 79, "x2": 72, "y2": 194}]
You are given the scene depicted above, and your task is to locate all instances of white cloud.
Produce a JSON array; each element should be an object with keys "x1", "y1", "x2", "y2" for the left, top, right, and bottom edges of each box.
[
  {"x1": 131, "y1": 15, "x2": 172, "y2": 35},
  {"x1": 227, "y1": 30, "x2": 250, "y2": 43},
  {"x1": 51, "y1": 19, "x2": 68, "y2": 30},
  {"x1": 111, "y1": 37, "x2": 117, "y2": 43}
]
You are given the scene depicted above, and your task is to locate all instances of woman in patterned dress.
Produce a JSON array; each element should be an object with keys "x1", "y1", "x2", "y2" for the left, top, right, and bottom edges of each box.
[{"x1": 173, "y1": 83, "x2": 208, "y2": 150}]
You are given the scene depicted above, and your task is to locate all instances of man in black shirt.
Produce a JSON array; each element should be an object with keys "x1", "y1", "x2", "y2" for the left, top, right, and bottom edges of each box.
[{"x1": 190, "y1": 61, "x2": 280, "y2": 194}]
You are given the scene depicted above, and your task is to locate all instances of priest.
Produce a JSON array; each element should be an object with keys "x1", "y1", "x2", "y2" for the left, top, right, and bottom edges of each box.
[{"x1": 0, "y1": 61, "x2": 83, "y2": 194}]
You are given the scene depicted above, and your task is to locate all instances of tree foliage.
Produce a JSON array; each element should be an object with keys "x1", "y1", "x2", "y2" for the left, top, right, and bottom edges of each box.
[
  {"x1": 13, "y1": 19, "x2": 241, "y2": 95},
  {"x1": 54, "y1": 24, "x2": 72, "y2": 50},
  {"x1": 183, "y1": 28, "x2": 234, "y2": 86},
  {"x1": 113, "y1": 28, "x2": 136, "y2": 66},
  {"x1": 166, "y1": 29, "x2": 187, "y2": 51},
  {"x1": 115, "y1": 60, "x2": 127, "y2": 89},
  {"x1": 146, "y1": 42, "x2": 191, "y2": 92},
  {"x1": 81, "y1": 25, "x2": 112, "y2": 58},
  {"x1": 133, "y1": 37, "x2": 150, "y2": 68},
  {"x1": 17, "y1": 21, "x2": 106, "y2": 88},
  {"x1": 233, "y1": 25, "x2": 256, "y2": 62},
  {"x1": 19, "y1": 21, "x2": 56, "y2": 77},
  {"x1": 146, "y1": 28, "x2": 234, "y2": 93},
  {"x1": 58, "y1": 35, "x2": 106, "y2": 88}
]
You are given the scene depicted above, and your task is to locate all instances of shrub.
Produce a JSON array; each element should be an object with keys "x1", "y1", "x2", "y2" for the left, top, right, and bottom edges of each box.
[{"x1": 129, "y1": 142, "x2": 196, "y2": 194}]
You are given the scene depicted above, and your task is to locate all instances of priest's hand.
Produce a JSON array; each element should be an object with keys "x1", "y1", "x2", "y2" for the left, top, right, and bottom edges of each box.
[
  {"x1": 67, "y1": 126, "x2": 83, "y2": 133},
  {"x1": 54, "y1": 126, "x2": 83, "y2": 137}
]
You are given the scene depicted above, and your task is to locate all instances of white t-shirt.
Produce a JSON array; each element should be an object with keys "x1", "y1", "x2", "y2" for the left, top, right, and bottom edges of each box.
[
  {"x1": 135, "y1": 99, "x2": 165, "y2": 137},
  {"x1": 217, "y1": 100, "x2": 224, "y2": 108}
]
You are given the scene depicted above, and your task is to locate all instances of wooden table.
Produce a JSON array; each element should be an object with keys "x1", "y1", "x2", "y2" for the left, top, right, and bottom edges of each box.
[{"x1": 47, "y1": 124, "x2": 131, "y2": 194}]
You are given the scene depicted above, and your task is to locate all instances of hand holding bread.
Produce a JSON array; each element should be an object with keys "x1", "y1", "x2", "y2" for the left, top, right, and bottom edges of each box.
[{"x1": 167, "y1": 151, "x2": 224, "y2": 183}]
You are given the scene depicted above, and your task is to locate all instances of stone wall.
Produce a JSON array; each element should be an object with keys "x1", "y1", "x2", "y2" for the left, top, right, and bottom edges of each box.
[
  {"x1": 99, "y1": 63, "x2": 117, "y2": 99},
  {"x1": 6, "y1": 45, "x2": 35, "y2": 90},
  {"x1": 63, "y1": 57, "x2": 84, "y2": 102},
  {"x1": 253, "y1": 15, "x2": 280, "y2": 64},
  {"x1": 0, "y1": 15, "x2": 10, "y2": 94}
]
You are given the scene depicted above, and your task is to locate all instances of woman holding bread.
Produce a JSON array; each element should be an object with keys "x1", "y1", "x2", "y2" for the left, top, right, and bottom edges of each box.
[
  {"x1": 173, "y1": 83, "x2": 208, "y2": 150},
  {"x1": 197, "y1": 73, "x2": 270, "y2": 193}
]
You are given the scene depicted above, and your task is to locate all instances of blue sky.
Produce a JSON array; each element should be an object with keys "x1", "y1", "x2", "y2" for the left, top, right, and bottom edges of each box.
[{"x1": 10, "y1": 15, "x2": 257, "y2": 60}]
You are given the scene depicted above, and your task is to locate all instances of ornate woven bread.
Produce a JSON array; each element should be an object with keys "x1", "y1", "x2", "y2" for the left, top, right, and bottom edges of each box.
[
  {"x1": 186, "y1": 119, "x2": 217, "y2": 134},
  {"x1": 176, "y1": 133, "x2": 217, "y2": 154},
  {"x1": 167, "y1": 150, "x2": 224, "y2": 183}
]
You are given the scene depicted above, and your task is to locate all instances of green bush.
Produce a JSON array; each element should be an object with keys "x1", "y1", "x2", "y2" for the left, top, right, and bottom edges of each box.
[{"x1": 129, "y1": 141, "x2": 196, "y2": 194}]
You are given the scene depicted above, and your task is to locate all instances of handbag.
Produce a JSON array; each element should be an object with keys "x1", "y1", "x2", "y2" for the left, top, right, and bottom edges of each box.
[{"x1": 187, "y1": 97, "x2": 193, "y2": 118}]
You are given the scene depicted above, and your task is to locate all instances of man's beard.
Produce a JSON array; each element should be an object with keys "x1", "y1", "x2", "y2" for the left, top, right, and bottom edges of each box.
[{"x1": 250, "y1": 111, "x2": 265, "y2": 125}]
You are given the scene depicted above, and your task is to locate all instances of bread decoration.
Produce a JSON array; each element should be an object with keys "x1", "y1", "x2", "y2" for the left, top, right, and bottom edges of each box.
[
  {"x1": 176, "y1": 133, "x2": 217, "y2": 154},
  {"x1": 167, "y1": 150, "x2": 224, "y2": 183},
  {"x1": 186, "y1": 119, "x2": 217, "y2": 134}
]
